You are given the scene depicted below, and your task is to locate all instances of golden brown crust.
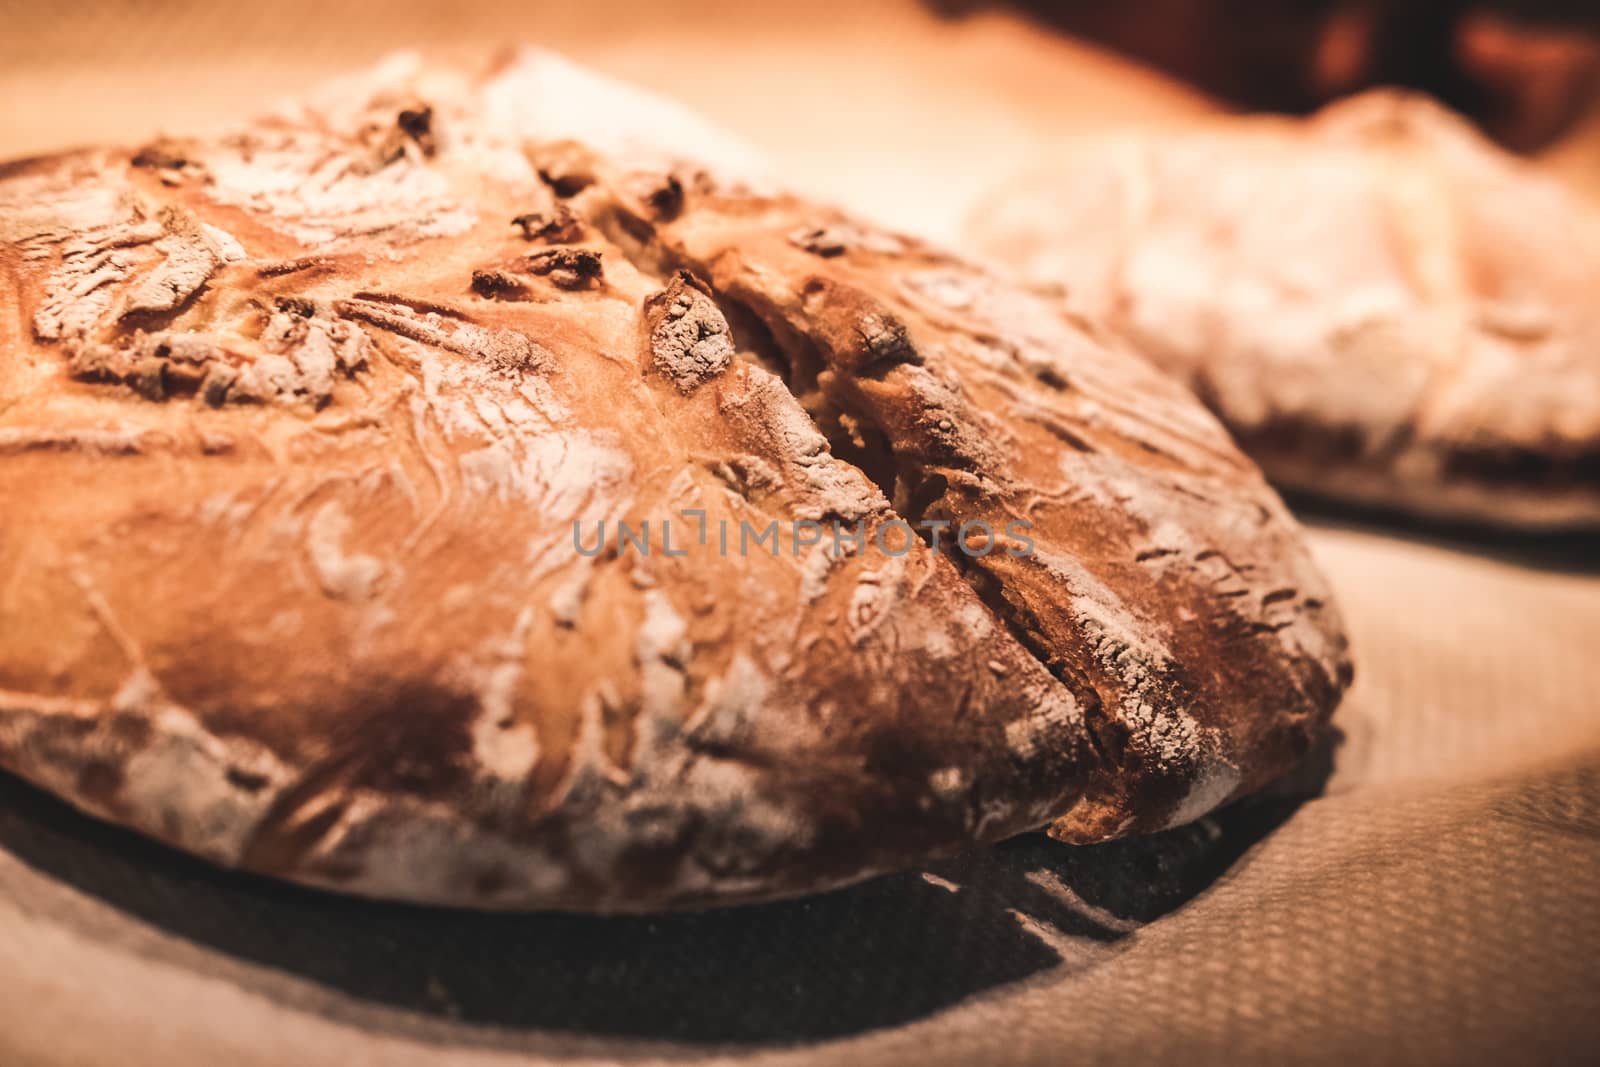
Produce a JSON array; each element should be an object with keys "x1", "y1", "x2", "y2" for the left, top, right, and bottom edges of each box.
[
  {"x1": 969, "y1": 91, "x2": 1600, "y2": 530},
  {"x1": 0, "y1": 51, "x2": 1350, "y2": 909}
]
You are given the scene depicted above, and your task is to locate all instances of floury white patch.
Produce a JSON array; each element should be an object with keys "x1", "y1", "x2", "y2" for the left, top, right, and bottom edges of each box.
[{"x1": 572, "y1": 510, "x2": 1036, "y2": 559}]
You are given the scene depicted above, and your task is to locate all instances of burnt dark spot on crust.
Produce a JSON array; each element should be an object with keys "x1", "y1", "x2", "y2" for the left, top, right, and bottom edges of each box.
[
  {"x1": 129, "y1": 357, "x2": 168, "y2": 402},
  {"x1": 225, "y1": 767, "x2": 271, "y2": 793},
  {"x1": 647, "y1": 175, "x2": 684, "y2": 218},
  {"x1": 544, "y1": 171, "x2": 595, "y2": 198},
  {"x1": 471, "y1": 269, "x2": 528, "y2": 299},
  {"x1": 274, "y1": 296, "x2": 317, "y2": 318},
  {"x1": 525, "y1": 248, "x2": 603, "y2": 290},
  {"x1": 626, "y1": 172, "x2": 685, "y2": 221},
  {"x1": 396, "y1": 105, "x2": 436, "y2": 156},
  {"x1": 1033, "y1": 365, "x2": 1070, "y2": 391},
  {"x1": 527, "y1": 140, "x2": 599, "y2": 197},
  {"x1": 369, "y1": 102, "x2": 438, "y2": 167},
  {"x1": 131, "y1": 140, "x2": 192, "y2": 170},
  {"x1": 511, "y1": 206, "x2": 583, "y2": 243},
  {"x1": 789, "y1": 223, "x2": 906, "y2": 259},
  {"x1": 789, "y1": 226, "x2": 852, "y2": 258},
  {"x1": 534, "y1": 148, "x2": 596, "y2": 198},
  {"x1": 201, "y1": 364, "x2": 238, "y2": 407},
  {"x1": 541, "y1": 170, "x2": 594, "y2": 197}
]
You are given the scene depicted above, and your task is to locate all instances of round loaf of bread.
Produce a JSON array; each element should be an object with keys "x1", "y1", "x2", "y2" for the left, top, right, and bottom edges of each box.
[
  {"x1": 0, "y1": 51, "x2": 1351, "y2": 910},
  {"x1": 969, "y1": 91, "x2": 1600, "y2": 530}
]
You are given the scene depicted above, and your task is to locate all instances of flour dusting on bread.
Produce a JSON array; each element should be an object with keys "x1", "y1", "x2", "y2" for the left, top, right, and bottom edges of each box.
[{"x1": 0, "y1": 50, "x2": 1350, "y2": 909}]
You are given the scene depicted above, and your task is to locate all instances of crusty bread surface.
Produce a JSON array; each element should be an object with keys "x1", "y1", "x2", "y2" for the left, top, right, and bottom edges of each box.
[{"x1": 0, "y1": 51, "x2": 1350, "y2": 909}]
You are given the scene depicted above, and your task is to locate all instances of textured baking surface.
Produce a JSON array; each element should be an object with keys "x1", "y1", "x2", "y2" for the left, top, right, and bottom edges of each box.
[
  {"x1": 0, "y1": 50, "x2": 1347, "y2": 907},
  {"x1": 970, "y1": 91, "x2": 1600, "y2": 529}
]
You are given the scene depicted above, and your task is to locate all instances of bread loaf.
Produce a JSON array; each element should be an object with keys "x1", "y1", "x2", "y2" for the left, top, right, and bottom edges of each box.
[
  {"x1": 0, "y1": 51, "x2": 1350, "y2": 909},
  {"x1": 969, "y1": 91, "x2": 1600, "y2": 530}
]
